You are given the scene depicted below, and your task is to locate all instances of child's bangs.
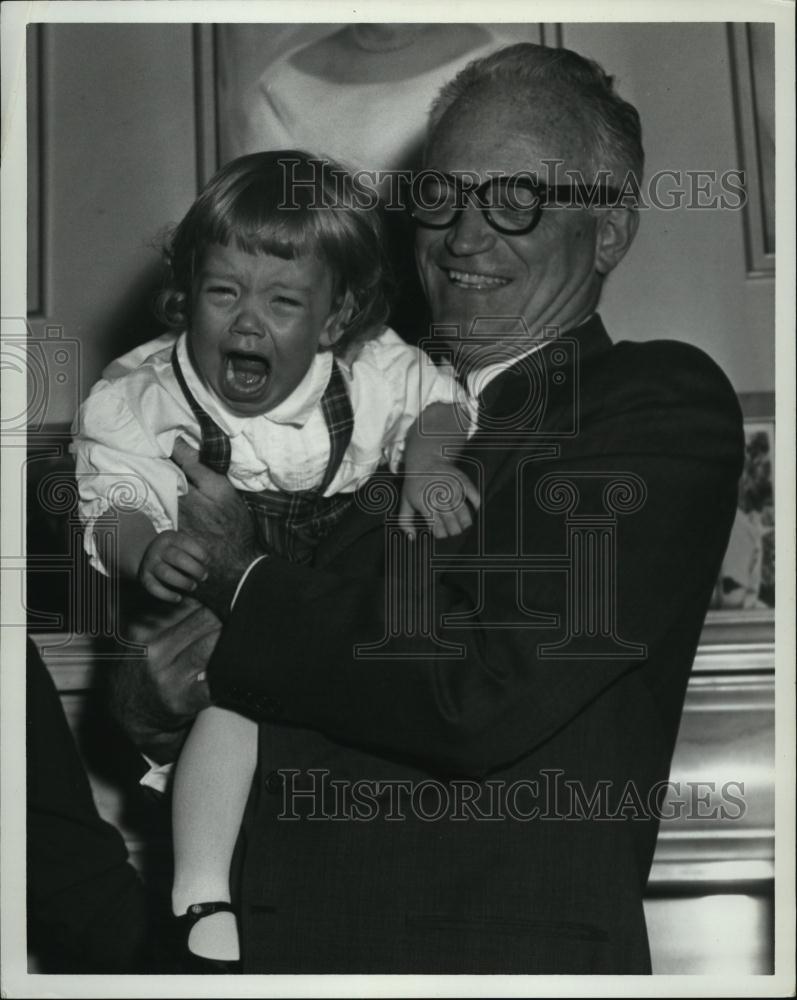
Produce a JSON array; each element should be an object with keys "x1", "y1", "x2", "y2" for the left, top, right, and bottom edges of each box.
[{"x1": 210, "y1": 175, "x2": 325, "y2": 262}]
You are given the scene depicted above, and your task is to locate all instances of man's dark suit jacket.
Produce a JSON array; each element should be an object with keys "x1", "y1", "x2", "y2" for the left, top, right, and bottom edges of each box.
[
  {"x1": 208, "y1": 315, "x2": 744, "y2": 974},
  {"x1": 26, "y1": 639, "x2": 147, "y2": 971}
]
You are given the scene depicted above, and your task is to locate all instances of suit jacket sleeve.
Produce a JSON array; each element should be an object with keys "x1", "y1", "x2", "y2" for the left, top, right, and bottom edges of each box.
[
  {"x1": 26, "y1": 639, "x2": 147, "y2": 971},
  {"x1": 208, "y1": 340, "x2": 744, "y2": 777}
]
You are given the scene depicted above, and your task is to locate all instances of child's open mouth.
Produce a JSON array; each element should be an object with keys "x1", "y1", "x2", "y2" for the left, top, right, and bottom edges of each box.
[{"x1": 223, "y1": 351, "x2": 271, "y2": 399}]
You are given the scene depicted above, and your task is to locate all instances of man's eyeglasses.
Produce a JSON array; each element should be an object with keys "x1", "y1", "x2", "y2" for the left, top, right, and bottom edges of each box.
[{"x1": 409, "y1": 172, "x2": 623, "y2": 236}]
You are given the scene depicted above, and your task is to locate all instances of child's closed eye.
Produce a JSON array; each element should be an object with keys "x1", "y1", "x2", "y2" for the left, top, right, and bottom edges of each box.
[{"x1": 206, "y1": 284, "x2": 237, "y2": 299}]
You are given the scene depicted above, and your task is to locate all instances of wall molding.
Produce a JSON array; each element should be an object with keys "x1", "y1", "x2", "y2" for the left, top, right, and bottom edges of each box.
[
  {"x1": 26, "y1": 22, "x2": 45, "y2": 317},
  {"x1": 193, "y1": 23, "x2": 218, "y2": 188}
]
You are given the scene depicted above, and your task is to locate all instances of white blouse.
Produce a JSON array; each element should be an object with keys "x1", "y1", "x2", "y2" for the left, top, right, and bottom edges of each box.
[{"x1": 72, "y1": 327, "x2": 463, "y2": 573}]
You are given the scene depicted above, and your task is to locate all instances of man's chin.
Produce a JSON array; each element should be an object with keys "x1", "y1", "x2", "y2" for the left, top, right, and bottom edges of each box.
[{"x1": 430, "y1": 295, "x2": 529, "y2": 333}]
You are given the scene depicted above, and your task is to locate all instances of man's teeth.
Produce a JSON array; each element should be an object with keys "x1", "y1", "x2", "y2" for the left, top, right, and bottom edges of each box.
[{"x1": 446, "y1": 268, "x2": 510, "y2": 289}]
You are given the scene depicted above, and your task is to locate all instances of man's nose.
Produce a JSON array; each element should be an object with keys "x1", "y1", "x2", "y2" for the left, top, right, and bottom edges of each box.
[{"x1": 444, "y1": 205, "x2": 497, "y2": 256}]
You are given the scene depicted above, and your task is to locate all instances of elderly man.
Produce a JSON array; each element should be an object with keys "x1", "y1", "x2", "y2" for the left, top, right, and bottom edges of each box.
[{"x1": 115, "y1": 43, "x2": 743, "y2": 973}]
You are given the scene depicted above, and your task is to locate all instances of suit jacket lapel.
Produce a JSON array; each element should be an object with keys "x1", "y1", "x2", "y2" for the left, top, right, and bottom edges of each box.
[
  {"x1": 468, "y1": 314, "x2": 614, "y2": 497},
  {"x1": 316, "y1": 315, "x2": 615, "y2": 567},
  {"x1": 476, "y1": 314, "x2": 612, "y2": 423}
]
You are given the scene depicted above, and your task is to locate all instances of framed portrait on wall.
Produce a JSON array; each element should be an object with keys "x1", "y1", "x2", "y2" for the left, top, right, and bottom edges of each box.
[
  {"x1": 703, "y1": 392, "x2": 775, "y2": 645},
  {"x1": 728, "y1": 23, "x2": 775, "y2": 276},
  {"x1": 195, "y1": 23, "x2": 552, "y2": 181}
]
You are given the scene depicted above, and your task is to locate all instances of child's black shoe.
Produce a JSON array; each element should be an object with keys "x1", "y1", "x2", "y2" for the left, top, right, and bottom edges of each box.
[{"x1": 176, "y1": 901, "x2": 241, "y2": 974}]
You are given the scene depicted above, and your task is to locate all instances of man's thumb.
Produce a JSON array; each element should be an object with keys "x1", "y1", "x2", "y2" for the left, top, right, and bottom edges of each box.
[
  {"x1": 171, "y1": 438, "x2": 203, "y2": 485},
  {"x1": 171, "y1": 436, "x2": 231, "y2": 500}
]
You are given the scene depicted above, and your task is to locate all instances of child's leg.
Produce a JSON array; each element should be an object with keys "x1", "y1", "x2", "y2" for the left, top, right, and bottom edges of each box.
[{"x1": 171, "y1": 705, "x2": 258, "y2": 961}]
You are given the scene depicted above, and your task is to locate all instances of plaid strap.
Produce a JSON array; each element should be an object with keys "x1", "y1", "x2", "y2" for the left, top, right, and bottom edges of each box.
[
  {"x1": 171, "y1": 345, "x2": 354, "y2": 488},
  {"x1": 171, "y1": 345, "x2": 232, "y2": 475},
  {"x1": 171, "y1": 346, "x2": 355, "y2": 562},
  {"x1": 317, "y1": 357, "x2": 354, "y2": 494}
]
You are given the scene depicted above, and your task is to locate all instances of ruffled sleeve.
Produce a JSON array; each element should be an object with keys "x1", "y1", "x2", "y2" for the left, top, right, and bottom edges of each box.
[
  {"x1": 71, "y1": 375, "x2": 190, "y2": 575},
  {"x1": 347, "y1": 328, "x2": 469, "y2": 472}
]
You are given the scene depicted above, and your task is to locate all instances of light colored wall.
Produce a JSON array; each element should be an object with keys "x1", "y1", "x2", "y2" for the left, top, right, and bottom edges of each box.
[
  {"x1": 30, "y1": 22, "x2": 774, "y2": 424},
  {"x1": 28, "y1": 24, "x2": 198, "y2": 421},
  {"x1": 563, "y1": 22, "x2": 774, "y2": 392}
]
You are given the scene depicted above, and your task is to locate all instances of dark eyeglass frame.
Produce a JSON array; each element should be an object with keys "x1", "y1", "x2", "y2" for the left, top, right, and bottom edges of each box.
[{"x1": 409, "y1": 172, "x2": 623, "y2": 236}]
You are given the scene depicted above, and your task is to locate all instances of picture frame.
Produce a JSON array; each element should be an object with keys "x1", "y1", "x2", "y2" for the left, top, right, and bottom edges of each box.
[
  {"x1": 26, "y1": 23, "x2": 44, "y2": 317},
  {"x1": 701, "y1": 391, "x2": 775, "y2": 647},
  {"x1": 728, "y1": 23, "x2": 775, "y2": 277},
  {"x1": 196, "y1": 22, "x2": 550, "y2": 179}
]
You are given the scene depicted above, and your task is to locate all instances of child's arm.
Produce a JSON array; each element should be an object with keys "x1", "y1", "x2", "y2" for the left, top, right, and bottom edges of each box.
[
  {"x1": 94, "y1": 510, "x2": 156, "y2": 581},
  {"x1": 347, "y1": 329, "x2": 479, "y2": 537},
  {"x1": 95, "y1": 510, "x2": 208, "y2": 604},
  {"x1": 399, "y1": 401, "x2": 481, "y2": 539}
]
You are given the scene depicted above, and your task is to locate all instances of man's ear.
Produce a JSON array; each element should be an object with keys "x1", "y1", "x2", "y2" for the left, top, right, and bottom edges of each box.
[
  {"x1": 319, "y1": 290, "x2": 356, "y2": 348},
  {"x1": 594, "y1": 208, "x2": 639, "y2": 276}
]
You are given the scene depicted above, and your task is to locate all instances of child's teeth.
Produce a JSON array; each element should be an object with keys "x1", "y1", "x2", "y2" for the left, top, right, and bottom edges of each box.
[{"x1": 225, "y1": 356, "x2": 269, "y2": 391}]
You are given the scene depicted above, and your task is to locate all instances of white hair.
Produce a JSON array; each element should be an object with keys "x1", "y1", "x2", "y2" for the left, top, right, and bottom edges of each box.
[{"x1": 428, "y1": 43, "x2": 645, "y2": 186}]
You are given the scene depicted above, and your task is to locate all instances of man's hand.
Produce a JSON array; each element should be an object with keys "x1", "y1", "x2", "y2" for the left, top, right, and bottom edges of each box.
[
  {"x1": 109, "y1": 598, "x2": 222, "y2": 763},
  {"x1": 172, "y1": 439, "x2": 266, "y2": 618}
]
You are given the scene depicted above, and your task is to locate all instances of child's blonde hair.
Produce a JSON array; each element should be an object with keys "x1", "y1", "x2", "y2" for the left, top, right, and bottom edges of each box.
[{"x1": 157, "y1": 151, "x2": 393, "y2": 353}]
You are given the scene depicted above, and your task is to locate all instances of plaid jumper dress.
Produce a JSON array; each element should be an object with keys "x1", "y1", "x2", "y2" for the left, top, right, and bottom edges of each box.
[{"x1": 171, "y1": 347, "x2": 355, "y2": 565}]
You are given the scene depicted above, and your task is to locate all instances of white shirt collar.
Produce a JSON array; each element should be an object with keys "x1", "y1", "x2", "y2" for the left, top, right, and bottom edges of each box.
[
  {"x1": 175, "y1": 333, "x2": 333, "y2": 431},
  {"x1": 463, "y1": 313, "x2": 595, "y2": 401},
  {"x1": 465, "y1": 337, "x2": 553, "y2": 401}
]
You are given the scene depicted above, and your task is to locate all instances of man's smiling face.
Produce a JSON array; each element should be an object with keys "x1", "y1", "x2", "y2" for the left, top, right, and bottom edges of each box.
[{"x1": 415, "y1": 95, "x2": 606, "y2": 361}]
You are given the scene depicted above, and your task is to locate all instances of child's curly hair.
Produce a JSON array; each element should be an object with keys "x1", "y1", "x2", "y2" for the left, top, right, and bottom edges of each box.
[{"x1": 155, "y1": 151, "x2": 393, "y2": 354}]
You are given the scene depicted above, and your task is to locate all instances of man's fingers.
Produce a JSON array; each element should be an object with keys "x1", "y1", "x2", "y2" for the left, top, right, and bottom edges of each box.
[
  {"x1": 125, "y1": 595, "x2": 201, "y2": 642},
  {"x1": 171, "y1": 438, "x2": 202, "y2": 479},
  {"x1": 131, "y1": 602, "x2": 220, "y2": 717},
  {"x1": 173, "y1": 438, "x2": 237, "y2": 504},
  {"x1": 172, "y1": 439, "x2": 223, "y2": 499},
  {"x1": 136, "y1": 601, "x2": 219, "y2": 657}
]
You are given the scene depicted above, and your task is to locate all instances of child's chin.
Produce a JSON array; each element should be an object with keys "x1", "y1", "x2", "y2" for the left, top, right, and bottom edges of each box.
[
  {"x1": 226, "y1": 398, "x2": 273, "y2": 417},
  {"x1": 217, "y1": 385, "x2": 274, "y2": 416}
]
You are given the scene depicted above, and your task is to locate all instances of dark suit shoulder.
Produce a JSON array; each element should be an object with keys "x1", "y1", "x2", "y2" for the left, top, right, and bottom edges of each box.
[
  {"x1": 571, "y1": 337, "x2": 744, "y2": 470},
  {"x1": 606, "y1": 338, "x2": 738, "y2": 406},
  {"x1": 583, "y1": 337, "x2": 739, "y2": 419}
]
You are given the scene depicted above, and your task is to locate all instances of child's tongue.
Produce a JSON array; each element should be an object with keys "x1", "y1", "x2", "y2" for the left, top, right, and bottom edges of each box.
[{"x1": 224, "y1": 354, "x2": 270, "y2": 394}]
